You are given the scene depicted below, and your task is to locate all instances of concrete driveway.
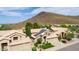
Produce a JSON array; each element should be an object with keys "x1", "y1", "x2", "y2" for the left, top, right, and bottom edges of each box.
[
  {"x1": 45, "y1": 38, "x2": 79, "y2": 51},
  {"x1": 57, "y1": 42, "x2": 79, "y2": 51}
]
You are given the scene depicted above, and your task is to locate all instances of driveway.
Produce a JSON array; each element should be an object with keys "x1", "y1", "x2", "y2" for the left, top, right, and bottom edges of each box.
[
  {"x1": 57, "y1": 42, "x2": 79, "y2": 51},
  {"x1": 45, "y1": 38, "x2": 79, "y2": 51}
]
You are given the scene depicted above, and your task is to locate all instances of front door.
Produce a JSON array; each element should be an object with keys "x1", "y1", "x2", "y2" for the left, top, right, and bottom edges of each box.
[{"x1": 1, "y1": 43, "x2": 8, "y2": 51}]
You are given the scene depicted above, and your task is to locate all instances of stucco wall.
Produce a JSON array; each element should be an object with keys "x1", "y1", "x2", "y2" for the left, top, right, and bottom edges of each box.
[
  {"x1": 9, "y1": 42, "x2": 32, "y2": 51},
  {"x1": 47, "y1": 38, "x2": 63, "y2": 46}
]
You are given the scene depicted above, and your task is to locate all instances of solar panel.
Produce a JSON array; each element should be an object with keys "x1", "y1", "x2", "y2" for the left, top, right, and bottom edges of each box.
[{"x1": 34, "y1": 29, "x2": 46, "y2": 36}]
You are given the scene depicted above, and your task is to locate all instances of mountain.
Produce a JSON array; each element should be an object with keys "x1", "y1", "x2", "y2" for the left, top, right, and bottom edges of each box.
[{"x1": 9, "y1": 12, "x2": 79, "y2": 29}]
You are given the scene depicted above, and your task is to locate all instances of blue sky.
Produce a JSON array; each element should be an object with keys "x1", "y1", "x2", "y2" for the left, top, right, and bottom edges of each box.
[{"x1": 0, "y1": 7, "x2": 79, "y2": 24}]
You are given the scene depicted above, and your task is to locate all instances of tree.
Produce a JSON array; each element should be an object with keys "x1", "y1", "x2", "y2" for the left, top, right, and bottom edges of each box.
[
  {"x1": 25, "y1": 22, "x2": 32, "y2": 37},
  {"x1": 68, "y1": 25, "x2": 77, "y2": 32},
  {"x1": 45, "y1": 24, "x2": 52, "y2": 29},
  {"x1": 60, "y1": 24, "x2": 67, "y2": 28},
  {"x1": 0, "y1": 24, "x2": 12, "y2": 30},
  {"x1": 66, "y1": 33, "x2": 74, "y2": 41},
  {"x1": 25, "y1": 22, "x2": 33, "y2": 28},
  {"x1": 33, "y1": 23, "x2": 39, "y2": 28},
  {"x1": 76, "y1": 29, "x2": 79, "y2": 33}
]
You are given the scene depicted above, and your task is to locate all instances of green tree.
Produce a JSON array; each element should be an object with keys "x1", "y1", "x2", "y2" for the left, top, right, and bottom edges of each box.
[
  {"x1": 45, "y1": 24, "x2": 52, "y2": 29},
  {"x1": 33, "y1": 23, "x2": 39, "y2": 28},
  {"x1": 25, "y1": 22, "x2": 32, "y2": 37},
  {"x1": 0, "y1": 24, "x2": 12, "y2": 30},
  {"x1": 60, "y1": 24, "x2": 67, "y2": 28},
  {"x1": 68, "y1": 25, "x2": 77, "y2": 32},
  {"x1": 25, "y1": 22, "x2": 33, "y2": 28},
  {"x1": 76, "y1": 29, "x2": 79, "y2": 33},
  {"x1": 66, "y1": 33, "x2": 74, "y2": 41}
]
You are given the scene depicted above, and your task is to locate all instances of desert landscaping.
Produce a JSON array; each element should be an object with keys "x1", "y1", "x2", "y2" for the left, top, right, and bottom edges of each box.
[
  {"x1": 0, "y1": 8, "x2": 79, "y2": 51},
  {"x1": 0, "y1": 22, "x2": 79, "y2": 51}
]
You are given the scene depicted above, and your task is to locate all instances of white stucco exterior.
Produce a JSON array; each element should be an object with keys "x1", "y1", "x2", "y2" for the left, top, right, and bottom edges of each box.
[
  {"x1": 0, "y1": 30, "x2": 32, "y2": 51},
  {"x1": 0, "y1": 27, "x2": 69, "y2": 51}
]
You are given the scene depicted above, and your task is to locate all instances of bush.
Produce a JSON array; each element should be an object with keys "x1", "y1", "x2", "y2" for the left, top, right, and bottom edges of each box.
[
  {"x1": 34, "y1": 38, "x2": 42, "y2": 47},
  {"x1": 60, "y1": 24, "x2": 67, "y2": 28},
  {"x1": 32, "y1": 47, "x2": 37, "y2": 51},
  {"x1": 61, "y1": 40, "x2": 67, "y2": 43},
  {"x1": 0, "y1": 24, "x2": 12, "y2": 30},
  {"x1": 66, "y1": 33, "x2": 74, "y2": 41},
  {"x1": 33, "y1": 23, "x2": 40, "y2": 29},
  {"x1": 68, "y1": 25, "x2": 78, "y2": 32},
  {"x1": 39, "y1": 42, "x2": 54, "y2": 49},
  {"x1": 34, "y1": 43, "x2": 38, "y2": 47},
  {"x1": 66, "y1": 37, "x2": 72, "y2": 41},
  {"x1": 76, "y1": 29, "x2": 79, "y2": 33},
  {"x1": 37, "y1": 38, "x2": 42, "y2": 44},
  {"x1": 44, "y1": 24, "x2": 52, "y2": 29}
]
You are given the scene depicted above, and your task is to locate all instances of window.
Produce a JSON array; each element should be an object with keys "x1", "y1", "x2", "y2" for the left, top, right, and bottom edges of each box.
[
  {"x1": 13, "y1": 37, "x2": 18, "y2": 40},
  {"x1": 43, "y1": 36, "x2": 46, "y2": 39},
  {"x1": 9, "y1": 40, "x2": 12, "y2": 43},
  {"x1": 62, "y1": 32, "x2": 64, "y2": 37},
  {"x1": 20, "y1": 36, "x2": 22, "y2": 38},
  {"x1": 43, "y1": 36, "x2": 46, "y2": 42}
]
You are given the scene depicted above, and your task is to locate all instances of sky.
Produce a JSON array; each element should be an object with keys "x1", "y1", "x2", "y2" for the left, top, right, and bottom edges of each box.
[{"x1": 0, "y1": 7, "x2": 79, "y2": 24}]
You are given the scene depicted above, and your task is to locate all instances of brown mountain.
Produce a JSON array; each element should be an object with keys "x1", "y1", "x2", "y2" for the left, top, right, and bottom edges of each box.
[{"x1": 10, "y1": 12, "x2": 79, "y2": 29}]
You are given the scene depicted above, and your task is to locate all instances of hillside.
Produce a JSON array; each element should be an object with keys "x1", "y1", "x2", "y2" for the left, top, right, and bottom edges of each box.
[{"x1": 9, "y1": 12, "x2": 79, "y2": 29}]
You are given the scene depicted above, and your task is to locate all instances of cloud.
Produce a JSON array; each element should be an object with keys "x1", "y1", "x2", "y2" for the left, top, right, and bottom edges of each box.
[
  {"x1": 0, "y1": 7, "x2": 79, "y2": 24},
  {"x1": 0, "y1": 7, "x2": 40, "y2": 17},
  {"x1": 0, "y1": 7, "x2": 79, "y2": 17},
  {"x1": 38, "y1": 7, "x2": 79, "y2": 16},
  {"x1": 0, "y1": 7, "x2": 26, "y2": 11},
  {"x1": 0, "y1": 11, "x2": 22, "y2": 16},
  {"x1": 30, "y1": 7, "x2": 79, "y2": 16},
  {"x1": 0, "y1": 8, "x2": 24, "y2": 17}
]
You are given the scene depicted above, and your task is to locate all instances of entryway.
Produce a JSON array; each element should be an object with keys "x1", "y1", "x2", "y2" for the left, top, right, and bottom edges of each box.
[{"x1": 1, "y1": 43, "x2": 8, "y2": 51}]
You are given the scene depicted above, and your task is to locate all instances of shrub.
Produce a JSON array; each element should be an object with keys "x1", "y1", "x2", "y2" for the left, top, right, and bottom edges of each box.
[
  {"x1": 68, "y1": 25, "x2": 78, "y2": 32},
  {"x1": 32, "y1": 47, "x2": 37, "y2": 51},
  {"x1": 61, "y1": 40, "x2": 67, "y2": 43},
  {"x1": 37, "y1": 38, "x2": 42, "y2": 44},
  {"x1": 34, "y1": 43, "x2": 38, "y2": 47},
  {"x1": 39, "y1": 42, "x2": 54, "y2": 49},
  {"x1": 0, "y1": 24, "x2": 12, "y2": 30},
  {"x1": 66, "y1": 37, "x2": 71, "y2": 41},
  {"x1": 60, "y1": 24, "x2": 67, "y2": 28},
  {"x1": 44, "y1": 24, "x2": 52, "y2": 29},
  {"x1": 34, "y1": 38, "x2": 42, "y2": 47},
  {"x1": 66, "y1": 33, "x2": 74, "y2": 41},
  {"x1": 33, "y1": 23, "x2": 40, "y2": 29},
  {"x1": 76, "y1": 29, "x2": 79, "y2": 33}
]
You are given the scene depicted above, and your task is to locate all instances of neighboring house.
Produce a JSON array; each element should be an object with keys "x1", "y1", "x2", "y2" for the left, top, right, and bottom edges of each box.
[
  {"x1": 0, "y1": 27, "x2": 69, "y2": 51},
  {"x1": 32, "y1": 28, "x2": 51, "y2": 42},
  {"x1": 32, "y1": 27, "x2": 68, "y2": 46},
  {"x1": 0, "y1": 30, "x2": 32, "y2": 51},
  {"x1": 31, "y1": 28, "x2": 45, "y2": 35},
  {"x1": 51, "y1": 27, "x2": 69, "y2": 38}
]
